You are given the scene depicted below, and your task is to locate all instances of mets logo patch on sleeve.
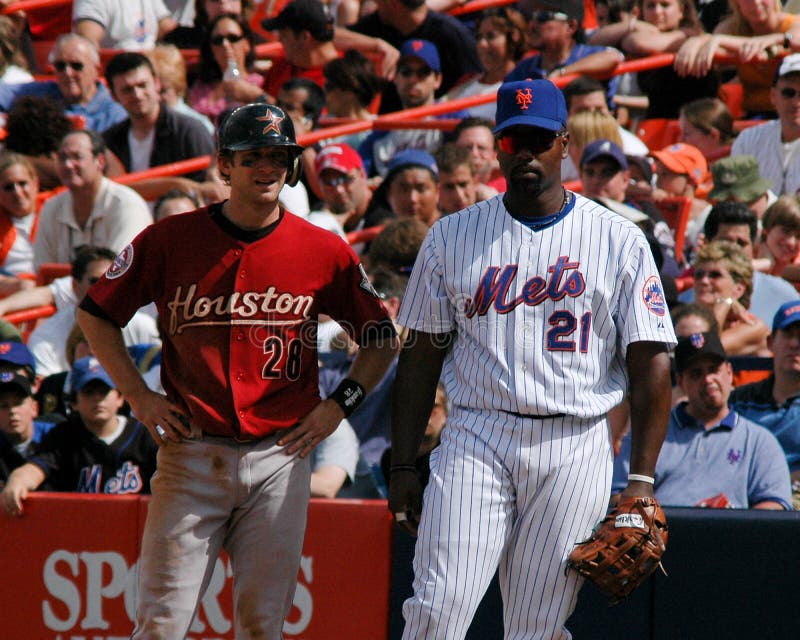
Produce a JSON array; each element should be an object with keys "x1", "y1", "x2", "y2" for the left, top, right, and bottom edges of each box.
[
  {"x1": 106, "y1": 244, "x2": 134, "y2": 280},
  {"x1": 642, "y1": 275, "x2": 666, "y2": 317}
]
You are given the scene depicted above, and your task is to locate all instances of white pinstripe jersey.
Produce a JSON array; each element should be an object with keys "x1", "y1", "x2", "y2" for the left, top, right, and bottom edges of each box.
[
  {"x1": 398, "y1": 192, "x2": 678, "y2": 419},
  {"x1": 730, "y1": 120, "x2": 800, "y2": 196}
]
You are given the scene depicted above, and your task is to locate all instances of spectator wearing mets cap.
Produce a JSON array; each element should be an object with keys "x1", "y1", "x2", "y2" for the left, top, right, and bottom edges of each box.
[
  {"x1": 613, "y1": 331, "x2": 792, "y2": 510},
  {"x1": 506, "y1": 0, "x2": 622, "y2": 103},
  {"x1": 0, "y1": 341, "x2": 36, "y2": 382},
  {"x1": 730, "y1": 53, "x2": 800, "y2": 197},
  {"x1": 357, "y1": 39, "x2": 469, "y2": 177},
  {"x1": 2, "y1": 356, "x2": 159, "y2": 515},
  {"x1": 731, "y1": 300, "x2": 800, "y2": 508},
  {"x1": 308, "y1": 143, "x2": 374, "y2": 244}
]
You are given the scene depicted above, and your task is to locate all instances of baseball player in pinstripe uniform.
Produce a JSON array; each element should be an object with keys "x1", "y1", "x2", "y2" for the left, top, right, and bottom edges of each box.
[
  {"x1": 77, "y1": 103, "x2": 398, "y2": 639},
  {"x1": 389, "y1": 79, "x2": 677, "y2": 639}
]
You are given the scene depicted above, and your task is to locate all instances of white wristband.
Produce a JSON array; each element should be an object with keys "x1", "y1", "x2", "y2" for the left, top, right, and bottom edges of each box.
[{"x1": 628, "y1": 473, "x2": 655, "y2": 484}]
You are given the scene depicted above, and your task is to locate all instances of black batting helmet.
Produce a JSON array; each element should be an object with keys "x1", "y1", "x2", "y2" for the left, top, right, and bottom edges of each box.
[{"x1": 217, "y1": 103, "x2": 305, "y2": 186}]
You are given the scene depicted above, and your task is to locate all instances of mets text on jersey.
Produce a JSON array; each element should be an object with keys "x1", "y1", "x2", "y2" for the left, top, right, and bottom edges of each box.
[{"x1": 464, "y1": 256, "x2": 585, "y2": 317}]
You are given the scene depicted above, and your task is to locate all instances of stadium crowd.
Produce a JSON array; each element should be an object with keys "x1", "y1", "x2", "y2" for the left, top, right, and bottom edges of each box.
[{"x1": 1, "y1": 0, "x2": 800, "y2": 518}]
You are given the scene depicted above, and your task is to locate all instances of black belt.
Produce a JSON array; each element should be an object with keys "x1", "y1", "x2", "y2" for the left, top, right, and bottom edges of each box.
[{"x1": 504, "y1": 410, "x2": 566, "y2": 420}]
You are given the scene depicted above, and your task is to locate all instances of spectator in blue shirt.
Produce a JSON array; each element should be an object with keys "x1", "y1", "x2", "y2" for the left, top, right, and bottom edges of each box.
[
  {"x1": 506, "y1": 0, "x2": 622, "y2": 102},
  {"x1": 0, "y1": 33, "x2": 126, "y2": 133},
  {"x1": 730, "y1": 300, "x2": 800, "y2": 509},
  {"x1": 613, "y1": 331, "x2": 792, "y2": 509}
]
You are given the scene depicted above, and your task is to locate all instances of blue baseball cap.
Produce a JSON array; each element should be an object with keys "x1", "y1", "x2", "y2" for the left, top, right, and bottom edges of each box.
[
  {"x1": 385, "y1": 149, "x2": 439, "y2": 183},
  {"x1": 773, "y1": 300, "x2": 800, "y2": 331},
  {"x1": 493, "y1": 79, "x2": 568, "y2": 135},
  {"x1": 0, "y1": 341, "x2": 35, "y2": 372},
  {"x1": 398, "y1": 39, "x2": 440, "y2": 73},
  {"x1": 580, "y1": 139, "x2": 628, "y2": 170},
  {"x1": 70, "y1": 357, "x2": 116, "y2": 393},
  {"x1": 0, "y1": 372, "x2": 32, "y2": 396}
]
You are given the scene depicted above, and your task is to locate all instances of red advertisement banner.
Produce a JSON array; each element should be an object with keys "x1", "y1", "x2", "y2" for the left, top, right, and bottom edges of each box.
[{"x1": 0, "y1": 494, "x2": 392, "y2": 639}]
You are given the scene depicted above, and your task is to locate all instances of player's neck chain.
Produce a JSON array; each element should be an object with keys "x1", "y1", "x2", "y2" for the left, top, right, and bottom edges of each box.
[{"x1": 558, "y1": 188, "x2": 571, "y2": 213}]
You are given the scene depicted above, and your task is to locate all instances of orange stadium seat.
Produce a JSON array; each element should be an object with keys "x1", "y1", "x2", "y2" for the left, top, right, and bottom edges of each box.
[
  {"x1": 719, "y1": 82, "x2": 745, "y2": 120},
  {"x1": 635, "y1": 118, "x2": 682, "y2": 151},
  {"x1": 654, "y1": 195, "x2": 692, "y2": 264}
]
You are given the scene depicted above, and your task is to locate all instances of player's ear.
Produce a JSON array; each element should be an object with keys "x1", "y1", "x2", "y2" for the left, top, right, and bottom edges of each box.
[
  {"x1": 217, "y1": 153, "x2": 231, "y2": 183},
  {"x1": 560, "y1": 133, "x2": 570, "y2": 159}
]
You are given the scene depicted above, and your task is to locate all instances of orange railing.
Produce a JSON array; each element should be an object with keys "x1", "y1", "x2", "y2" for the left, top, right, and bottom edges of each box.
[{"x1": 0, "y1": 0, "x2": 70, "y2": 13}]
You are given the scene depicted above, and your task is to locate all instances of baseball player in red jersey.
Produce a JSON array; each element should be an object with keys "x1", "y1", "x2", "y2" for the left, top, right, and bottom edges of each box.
[{"x1": 77, "y1": 103, "x2": 398, "y2": 639}]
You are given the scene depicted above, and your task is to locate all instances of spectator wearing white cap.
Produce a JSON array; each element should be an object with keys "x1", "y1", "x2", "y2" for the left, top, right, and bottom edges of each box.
[{"x1": 730, "y1": 54, "x2": 800, "y2": 196}]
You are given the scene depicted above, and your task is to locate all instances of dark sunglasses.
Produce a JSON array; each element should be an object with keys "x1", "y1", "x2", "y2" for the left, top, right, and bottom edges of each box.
[
  {"x1": 532, "y1": 10, "x2": 570, "y2": 23},
  {"x1": 397, "y1": 65, "x2": 434, "y2": 80},
  {"x1": 497, "y1": 130, "x2": 566, "y2": 155},
  {"x1": 211, "y1": 33, "x2": 245, "y2": 46},
  {"x1": 87, "y1": 276, "x2": 101, "y2": 285},
  {"x1": 780, "y1": 87, "x2": 800, "y2": 100},
  {"x1": 53, "y1": 60, "x2": 84, "y2": 72},
  {"x1": 1, "y1": 180, "x2": 28, "y2": 193},
  {"x1": 320, "y1": 173, "x2": 356, "y2": 187},
  {"x1": 694, "y1": 268, "x2": 726, "y2": 280}
]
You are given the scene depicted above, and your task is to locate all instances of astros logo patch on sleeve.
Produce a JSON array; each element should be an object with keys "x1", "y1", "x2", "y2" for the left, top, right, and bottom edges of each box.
[
  {"x1": 642, "y1": 275, "x2": 666, "y2": 317},
  {"x1": 106, "y1": 244, "x2": 134, "y2": 280}
]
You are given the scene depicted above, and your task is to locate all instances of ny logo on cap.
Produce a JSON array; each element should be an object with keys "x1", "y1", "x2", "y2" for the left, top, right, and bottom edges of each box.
[
  {"x1": 690, "y1": 333, "x2": 705, "y2": 349},
  {"x1": 516, "y1": 88, "x2": 532, "y2": 111},
  {"x1": 412, "y1": 40, "x2": 424, "y2": 52},
  {"x1": 256, "y1": 109, "x2": 284, "y2": 135}
]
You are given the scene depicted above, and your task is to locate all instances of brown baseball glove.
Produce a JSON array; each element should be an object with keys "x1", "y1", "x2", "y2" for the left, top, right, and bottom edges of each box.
[{"x1": 566, "y1": 495, "x2": 668, "y2": 604}]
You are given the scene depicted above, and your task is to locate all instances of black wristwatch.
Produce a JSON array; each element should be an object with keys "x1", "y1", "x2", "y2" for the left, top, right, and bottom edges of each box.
[{"x1": 784, "y1": 32, "x2": 794, "y2": 51}]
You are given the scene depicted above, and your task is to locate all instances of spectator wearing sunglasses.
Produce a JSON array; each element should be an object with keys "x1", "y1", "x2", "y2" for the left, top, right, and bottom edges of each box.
[
  {"x1": 730, "y1": 54, "x2": 800, "y2": 197},
  {"x1": 358, "y1": 39, "x2": 468, "y2": 177},
  {"x1": 0, "y1": 33, "x2": 126, "y2": 133},
  {"x1": 506, "y1": 0, "x2": 623, "y2": 105},
  {"x1": 188, "y1": 13, "x2": 264, "y2": 122},
  {"x1": 692, "y1": 239, "x2": 771, "y2": 357},
  {"x1": 346, "y1": 0, "x2": 481, "y2": 115}
]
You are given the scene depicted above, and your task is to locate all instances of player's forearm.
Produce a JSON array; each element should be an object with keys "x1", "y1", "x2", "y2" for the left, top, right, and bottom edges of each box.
[
  {"x1": 77, "y1": 309, "x2": 151, "y2": 402},
  {"x1": 390, "y1": 330, "x2": 450, "y2": 467},
  {"x1": 625, "y1": 341, "x2": 672, "y2": 481}
]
